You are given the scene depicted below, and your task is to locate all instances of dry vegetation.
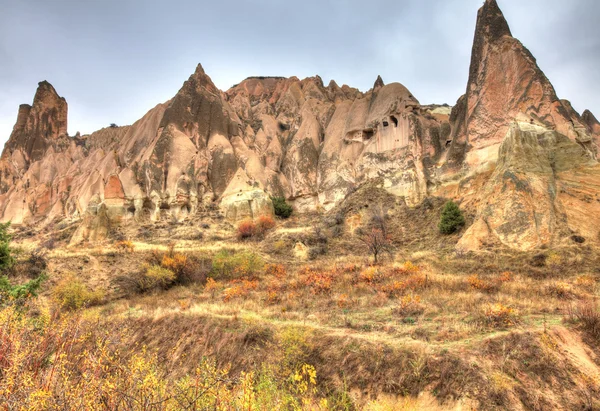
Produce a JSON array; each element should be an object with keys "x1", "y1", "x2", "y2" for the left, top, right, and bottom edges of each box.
[{"x1": 2, "y1": 188, "x2": 600, "y2": 410}]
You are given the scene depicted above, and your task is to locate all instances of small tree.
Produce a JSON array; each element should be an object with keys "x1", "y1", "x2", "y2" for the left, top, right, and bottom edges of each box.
[
  {"x1": 360, "y1": 228, "x2": 393, "y2": 264},
  {"x1": 359, "y1": 206, "x2": 393, "y2": 263},
  {"x1": 271, "y1": 196, "x2": 293, "y2": 219},
  {"x1": 439, "y1": 201, "x2": 465, "y2": 234}
]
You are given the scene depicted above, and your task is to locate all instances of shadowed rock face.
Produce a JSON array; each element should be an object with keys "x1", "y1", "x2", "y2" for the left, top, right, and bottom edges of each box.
[{"x1": 0, "y1": 0, "x2": 598, "y2": 251}]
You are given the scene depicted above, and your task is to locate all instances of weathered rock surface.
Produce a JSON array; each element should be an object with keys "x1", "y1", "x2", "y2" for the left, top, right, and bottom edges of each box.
[
  {"x1": 0, "y1": 0, "x2": 597, "y2": 250},
  {"x1": 449, "y1": 0, "x2": 599, "y2": 250},
  {"x1": 447, "y1": 0, "x2": 595, "y2": 174}
]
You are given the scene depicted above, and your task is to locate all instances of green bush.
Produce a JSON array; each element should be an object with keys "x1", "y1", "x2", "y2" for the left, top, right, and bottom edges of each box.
[
  {"x1": 0, "y1": 274, "x2": 46, "y2": 307},
  {"x1": 0, "y1": 222, "x2": 15, "y2": 272},
  {"x1": 439, "y1": 201, "x2": 465, "y2": 234},
  {"x1": 210, "y1": 249, "x2": 264, "y2": 280},
  {"x1": 271, "y1": 196, "x2": 293, "y2": 219}
]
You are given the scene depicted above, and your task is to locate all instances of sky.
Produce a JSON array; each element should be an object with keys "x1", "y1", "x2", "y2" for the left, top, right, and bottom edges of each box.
[{"x1": 0, "y1": 0, "x2": 599, "y2": 145}]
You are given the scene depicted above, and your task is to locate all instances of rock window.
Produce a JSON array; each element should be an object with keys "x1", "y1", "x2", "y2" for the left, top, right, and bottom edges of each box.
[
  {"x1": 390, "y1": 115, "x2": 398, "y2": 127},
  {"x1": 383, "y1": 121, "x2": 389, "y2": 127}
]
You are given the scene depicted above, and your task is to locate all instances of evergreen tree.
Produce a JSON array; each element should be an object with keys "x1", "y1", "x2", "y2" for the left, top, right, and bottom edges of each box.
[{"x1": 439, "y1": 201, "x2": 465, "y2": 234}]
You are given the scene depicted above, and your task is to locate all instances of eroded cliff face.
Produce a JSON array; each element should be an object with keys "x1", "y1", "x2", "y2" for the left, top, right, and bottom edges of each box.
[
  {"x1": 0, "y1": 0, "x2": 598, "y2": 251},
  {"x1": 447, "y1": 0, "x2": 595, "y2": 175}
]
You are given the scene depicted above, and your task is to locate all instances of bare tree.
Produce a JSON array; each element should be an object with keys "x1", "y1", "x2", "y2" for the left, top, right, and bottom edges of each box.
[
  {"x1": 359, "y1": 228, "x2": 393, "y2": 264},
  {"x1": 358, "y1": 204, "x2": 394, "y2": 263}
]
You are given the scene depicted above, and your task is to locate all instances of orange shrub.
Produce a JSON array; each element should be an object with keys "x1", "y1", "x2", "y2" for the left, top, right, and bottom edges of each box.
[
  {"x1": 265, "y1": 263, "x2": 286, "y2": 278},
  {"x1": 498, "y1": 271, "x2": 513, "y2": 282},
  {"x1": 482, "y1": 303, "x2": 518, "y2": 327},
  {"x1": 266, "y1": 290, "x2": 280, "y2": 304},
  {"x1": 223, "y1": 279, "x2": 259, "y2": 302},
  {"x1": 395, "y1": 294, "x2": 424, "y2": 316},
  {"x1": 162, "y1": 253, "x2": 188, "y2": 274},
  {"x1": 467, "y1": 274, "x2": 499, "y2": 293},
  {"x1": 359, "y1": 266, "x2": 383, "y2": 284},
  {"x1": 388, "y1": 261, "x2": 421, "y2": 277},
  {"x1": 336, "y1": 294, "x2": 351, "y2": 308},
  {"x1": 256, "y1": 215, "x2": 276, "y2": 235},
  {"x1": 205, "y1": 278, "x2": 220, "y2": 295},
  {"x1": 575, "y1": 275, "x2": 596, "y2": 289},
  {"x1": 300, "y1": 268, "x2": 334, "y2": 294},
  {"x1": 237, "y1": 220, "x2": 256, "y2": 240},
  {"x1": 379, "y1": 274, "x2": 427, "y2": 296},
  {"x1": 335, "y1": 263, "x2": 361, "y2": 273},
  {"x1": 115, "y1": 240, "x2": 135, "y2": 253}
]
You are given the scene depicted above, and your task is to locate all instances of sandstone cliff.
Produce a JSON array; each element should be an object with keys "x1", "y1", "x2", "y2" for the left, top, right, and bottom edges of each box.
[{"x1": 0, "y1": 0, "x2": 597, "y2": 251}]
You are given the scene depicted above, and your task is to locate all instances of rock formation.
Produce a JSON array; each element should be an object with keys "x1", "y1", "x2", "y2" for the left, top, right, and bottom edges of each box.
[
  {"x1": 0, "y1": 0, "x2": 597, "y2": 250},
  {"x1": 454, "y1": 0, "x2": 600, "y2": 250}
]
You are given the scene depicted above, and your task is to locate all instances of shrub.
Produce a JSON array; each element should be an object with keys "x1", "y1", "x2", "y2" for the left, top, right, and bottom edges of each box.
[
  {"x1": 545, "y1": 282, "x2": 574, "y2": 299},
  {"x1": 567, "y1": 301, "x2": 600, "y2": 339},
  {"x1": 162, "y1": 253, "x2": 211, "y2": 285},
  {"x1": 265, "y1": 263, "x2": 286, "y2": 278},
  {"x1": 256, "y1": 215, "x2": 276, "y2": 236},
  {"x1": 272, "y1": 196, "x2": 293, "y2": 219},
  {"x1": 0, "y1": 274, "x2": 46, "y2": 307},
  {"x1": 360, "y1": 266, "x2": 383, "y2": 284},
  {"x1": 308, "y1": 244, "x2": 327, "y2": 260},
  {"x1": 481, "y1": 303, "x2": 518, "y2": 328},
  {"x1": 0, "y1": 222, "x2": 15, "y2": 272},
  {"x1": 115, "y1": 240, "x2": 135, "y2": 253},
  {"x1": 394, "y1": 294, "x2": 425, "y2": 316},
  {"x1": 142, "y1": 265, "x2": 176, "y2": 291},
  {"x1": 52, "y1": 276, "x2": 104, "y2": 310},
  {"x1": 299, "y1": 268, "x2": 334, "y2": 294},
  {"x1": 467, "y1": 274, "x2": 499, "y2": 293},
  {"x1": 211, "y1": 250, "x2": 264, "y2": 280},
  {"x1": 237, "y1": 220, "x2": 256, "y2": 240},
  {"x1": 438, "y1": 201, "x2": 465, "y2": 235},
  {"x1": 115, "y1": 265, "x2": 177, "y2": 295},
  {"x1": 223, "y1": 279, "x2": 259, "y2": 302}
]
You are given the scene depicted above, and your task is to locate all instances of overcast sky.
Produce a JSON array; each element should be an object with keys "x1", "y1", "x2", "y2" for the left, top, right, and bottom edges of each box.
[{"x1": 0, "y1": 0, "x2": 598, "y2": 145}]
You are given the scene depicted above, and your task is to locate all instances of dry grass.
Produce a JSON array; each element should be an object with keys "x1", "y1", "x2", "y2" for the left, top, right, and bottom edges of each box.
[{"x1": 5, "y1": 207, "x2": 600, "y2": 409}]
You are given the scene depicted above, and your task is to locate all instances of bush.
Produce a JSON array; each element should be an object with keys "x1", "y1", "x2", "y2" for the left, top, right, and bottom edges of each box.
[
  {"x1": 210, "y1": 249, "x2": 264, "y2": 280},
  {"x1": 567, "y1": 301, "x2": 600, "y2": 339},
  {"x1": 481, "y1": 303, "x2": 518, "y2": 328},
  {"x1": 237, "y1": 220, "x2": 256, "y2": 240},
  {"x1": 0, "y1": 274, "x2": 46, "y2": 307},
  {"x1": 114, "y1": 265, "x2": 176, "y2": 295},
  {"x1": 256, "y1": 215, "x2": 276, "y2": 235},
  {"x1": 141, "y1": 265, "x2": 176, "y2": 291},
  {"x1": 52, "y1": 276, "x2": 104, "y2": 310},
  {"x1": 115, "y1": 240, "x2": 135, "y2": 253},
  {"x1": 438, "y1": 201, "x2": 465, "y2": 235},
  {"x1": 272, "y1": 196, "x2": 293, "y2": 219},
  {"x1": 161, "y1": 253, "x2": 210, "y2": 285},
  {"x1": 0, "y1": 222, "x2": 15, "y2": 272}
]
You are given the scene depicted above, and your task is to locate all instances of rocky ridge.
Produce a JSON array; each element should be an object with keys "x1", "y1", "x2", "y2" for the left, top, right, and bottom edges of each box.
[{"x1": 0, "y1": 0, "x2": 598, "y2": 251}]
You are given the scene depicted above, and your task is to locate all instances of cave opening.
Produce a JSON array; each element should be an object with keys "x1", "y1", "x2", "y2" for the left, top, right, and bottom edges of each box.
[{"x1": 390, "y1": 115, "x2": 398, "y2": 127}]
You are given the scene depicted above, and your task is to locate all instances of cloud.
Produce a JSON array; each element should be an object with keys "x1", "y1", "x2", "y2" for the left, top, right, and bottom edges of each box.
[{"x1": 0, "y1": 0, "x2": 598, "y2": 144}]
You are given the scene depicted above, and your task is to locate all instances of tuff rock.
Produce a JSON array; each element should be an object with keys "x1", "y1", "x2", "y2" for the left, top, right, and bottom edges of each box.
[{"x1": 0, "y1": 0, "x2": 598, "y2": 251}]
